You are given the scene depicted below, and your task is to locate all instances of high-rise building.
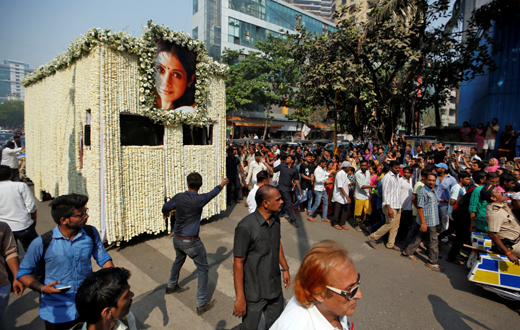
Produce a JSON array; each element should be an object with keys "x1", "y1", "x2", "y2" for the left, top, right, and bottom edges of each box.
[
  {"x1": 192, "y1": 0, "x2": 335, "y2": 138},
  {"x1": 0, "y1": 60, "x2": 33, "y2": 103},
  {"x1": 192, "y1": 0, "x2": 334, "y2": 61},
  {"x1": 284, "y1": 0, "x2": 333, "y2": 19},
  {"x1": 331, "y1": 0, "x2": 378, "y2": 24}
]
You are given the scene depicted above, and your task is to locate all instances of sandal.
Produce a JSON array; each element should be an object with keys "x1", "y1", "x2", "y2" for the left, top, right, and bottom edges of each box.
[
  {"x1": 333, "y1": 225, "x2": 342, "y2": 230},
  {"x1": 425, "y1": 263, "x2": 445, "y2": 272},
  {"x1": 341, "y1": 225, "x2": 349, "y2": 230},
  {"x1": 322, "y1": 218, "x2": 331, "y2": 223},
  {"x1": 307, "y1": 217, "x2": 317, "y2": 223},
  {"x1": 368, "y1": 236, "x2": 378, "y2": 249},
  {"x1": 388, "y1": 246, "x2": 401, "y2": 252},
  {"x1": 401, "y1": 252, "x2": 417, "y2": 261}
]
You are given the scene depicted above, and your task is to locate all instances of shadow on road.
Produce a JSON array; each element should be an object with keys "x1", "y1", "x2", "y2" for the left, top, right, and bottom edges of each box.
[
  {"x1": 429, "y1": 294, "x2": 493, "y2": 330},
  {"x1": 131, "y1": 284, "x2": 169, "y2": 328},
  {"x1": 3, "y1": 291, "x2": 43, "y2": 330}
]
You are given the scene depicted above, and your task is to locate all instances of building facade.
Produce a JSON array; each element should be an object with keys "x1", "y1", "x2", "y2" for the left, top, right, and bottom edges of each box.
[
  {"x1": 285, "y1": 0, "x2": 334, "y2": 19},
  {"x1": 192, "y1": 0, "x2": 335, "y2": 138},
  {"x1": 332, "y1": 0, "x2": 378, "y2": 23},
  {"x1": 0, "y1": 60, "x2": 33, "y2": 103},
  {"x1": 457, "y1": 0, "x2": 519, "y2": 154}
]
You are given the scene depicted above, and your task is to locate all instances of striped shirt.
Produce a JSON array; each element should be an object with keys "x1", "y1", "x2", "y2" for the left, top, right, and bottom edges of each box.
[
  {"x1": 382, "y1": 171, "x2": 402, "y2": 209},
  {"x1": 416, "y1": 185, "x2": 440, "y2": 227}
]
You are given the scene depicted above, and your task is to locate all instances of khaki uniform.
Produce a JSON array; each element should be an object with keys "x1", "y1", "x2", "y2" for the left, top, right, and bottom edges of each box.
[{"x1": 486, "y1": 202, "x2": 520, "y2": 256}]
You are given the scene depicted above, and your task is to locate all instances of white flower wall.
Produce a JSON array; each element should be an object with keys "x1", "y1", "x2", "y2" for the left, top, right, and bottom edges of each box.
[{"x1": 25, "y1": 44, "x2": 227, "y2": 244}]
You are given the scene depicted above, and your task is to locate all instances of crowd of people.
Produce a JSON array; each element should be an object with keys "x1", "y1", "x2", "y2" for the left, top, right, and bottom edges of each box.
[
  {"x1": 226, "y1": 134, "x2": 520, "y2": 272},
  {"x1": 2, "y1": 123, "x2": 520, "y2": 329}
]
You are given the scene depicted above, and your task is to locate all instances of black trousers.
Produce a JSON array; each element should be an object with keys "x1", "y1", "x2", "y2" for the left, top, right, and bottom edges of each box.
[
  {"x1": 396, "y1": 210, "x2": 413, "y2": 241},
  {"x1": 242, "y1": 294, "x2": 284, "y2": 330},
  {"x1": 279, "y1": 190, "x2": 296, "y2": 223},
  {"x1": 448, "y1": 216, "x2": 471, "y2": 260},
  {"x1": 333, "y1": 203, "x2": 350, "y2": 227},
  {"x1": 227, "y1": 177, "x2": 238, "y2": 204},
  {"x1": 13, "y1": 223, "x2": 38, "y2": 252}
]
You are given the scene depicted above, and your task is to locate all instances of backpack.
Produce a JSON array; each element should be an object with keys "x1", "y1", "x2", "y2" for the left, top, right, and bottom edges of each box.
[
  {"x1": 452, "y1": 185, "x2": 476, "y2": 220},
  {"x1": 39, "y1": 225, "x2": 96, "y2": 282}
]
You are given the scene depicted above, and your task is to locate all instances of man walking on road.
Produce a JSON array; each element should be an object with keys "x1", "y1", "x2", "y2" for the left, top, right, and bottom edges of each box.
[
  {"x1": 162, "y1": 173, "x2": 229, "y2": 315},
  {"x1": 353, "y1": 160, "x2": 376, "y2": 231},
  {"x1": 1, "y1": 142, "x2": 23, "y2": 181},
  {"x1": 434, "y1": 163, "x2": 457, "y2": 237},
  {"x1": 331, "y1": 161, "x2": 352, "y2": 230},
  {"x1": 18, "y1": 194, "x2": 114, "y2": 330},
  {"x1": 368, "y1": 161, "x2": 402, "y2": 251},
  {"x1": 273, "y1": 154, "x2": 301, "y2": 228},
  {"x1": 0, "y1": 165, "x2": 38, "y2": 252},
  {"x1": 401, "y1": 173, "x2": 444, "y2": 272},
  {"x1": 232, "y1": 185, "x2": 291, "y2": 330},
  {"x1": 247, "y1": 170, "x2": 269, "y2": 214}
]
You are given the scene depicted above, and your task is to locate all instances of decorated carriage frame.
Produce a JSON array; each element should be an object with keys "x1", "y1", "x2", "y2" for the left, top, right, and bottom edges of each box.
[{"x1": 22, "y1": 21, "x2": 228, "y2": 244}]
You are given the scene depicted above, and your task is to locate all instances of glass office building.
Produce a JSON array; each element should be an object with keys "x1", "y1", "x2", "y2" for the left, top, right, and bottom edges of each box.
[{"x1": 192, "y1": 0, "x2": 335, "y2": 61}]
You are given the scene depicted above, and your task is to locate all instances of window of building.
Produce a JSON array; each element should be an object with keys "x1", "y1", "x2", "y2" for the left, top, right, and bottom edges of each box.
[
  {"x1": 183, "y1": 125, "x2": 213, "y2": 145},
  {"x1": 192, "y1": 26, "x2": 198, "y2": 39},
  {"x1": 193, "y1": 0, "x2": 198, "y2": 14},
  {"x1": 450, "y1": 96, "x2": 456, "y2": 104},
  {"x1": 449, "y1": 109, "x2": 456, "y2": 117},
  {"x1": 228, "y1": 17, "x2": 282, "y2": 49},
  {"x1": 120, "y1": 114, "x2": 164, "y2": 146}
]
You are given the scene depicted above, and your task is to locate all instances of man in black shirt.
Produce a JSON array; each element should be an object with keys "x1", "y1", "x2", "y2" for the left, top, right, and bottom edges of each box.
[
  {"x1": 162, "y1": 172, "x2": 229, "y2": 315},
  {"x1": 296, "y1": 153, "x2": 315, "y2": 211},
  {"x1": 273, "y1": 154, "x2": 301, "y2": 228},
  {"x1": 232, "y1": 185, "x2": 290, "y2": 330},
  {"x1": 226, "y1": 147, "x2": 245, "y2": 205}
]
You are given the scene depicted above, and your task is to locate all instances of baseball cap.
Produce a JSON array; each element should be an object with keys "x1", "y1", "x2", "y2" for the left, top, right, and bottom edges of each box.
[
  {"x1": 340, "y1": 161, "x2": 352, "y2": 169},
  {"x1": 480, "y1": 184, "x2": 495, "y2": 202},
  {"x1": 435, "y1": 163, "x2": 448, "y2": 170}
]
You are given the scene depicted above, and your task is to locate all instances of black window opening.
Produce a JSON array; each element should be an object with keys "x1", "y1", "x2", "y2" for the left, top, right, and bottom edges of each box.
[
  {"x1": 120, "y1": 114, "x2": 164, "y2": 146},
  {"x1": 183, "y1": 125, "x2": 213, "y2": 145}
]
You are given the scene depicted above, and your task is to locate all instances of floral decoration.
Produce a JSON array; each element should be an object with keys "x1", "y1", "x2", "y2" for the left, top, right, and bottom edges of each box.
[{"x1": 138, "y1": 20, "x2": 228, "y2": 126}]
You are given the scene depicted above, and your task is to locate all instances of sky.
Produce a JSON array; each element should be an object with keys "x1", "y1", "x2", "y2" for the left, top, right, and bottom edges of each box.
[{"x1": 0, "y1": 0, "x2": 193, "y2": 69}]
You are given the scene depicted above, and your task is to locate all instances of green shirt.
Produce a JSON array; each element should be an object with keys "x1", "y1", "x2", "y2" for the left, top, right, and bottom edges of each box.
[{"x1": 468, "y1": 185, "x2": 488, "y2": 232}]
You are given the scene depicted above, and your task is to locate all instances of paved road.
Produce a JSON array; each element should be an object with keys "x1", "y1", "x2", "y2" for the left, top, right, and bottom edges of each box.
[{"x1": 4, "y1": 187, "x2": 520, "y2": 329}]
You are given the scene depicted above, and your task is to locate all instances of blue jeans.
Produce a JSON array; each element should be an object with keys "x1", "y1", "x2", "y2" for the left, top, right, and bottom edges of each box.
[
  {"x1": 309, "y1": 190, "x2": 328, "y2": 220},
  {"x1": 294, "y1": 189, "x2": 313, "y2": 208},
  {"x1": 168, "y1": 236, "x2": 209, "y2": 307}
]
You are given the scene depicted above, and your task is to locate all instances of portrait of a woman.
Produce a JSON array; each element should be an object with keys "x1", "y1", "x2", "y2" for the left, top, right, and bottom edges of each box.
[{"x1": 154, "y1": 39, "x2": 197, "y2": 110}]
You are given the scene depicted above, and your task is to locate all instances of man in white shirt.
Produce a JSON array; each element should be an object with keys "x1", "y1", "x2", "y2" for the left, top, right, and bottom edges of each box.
[
  {"x1": 246, "y1": 171, "x2": 269, "y2": 214},
  {"x1": 368, "y1": 161, "x2": 403, "y2": 251},
  {"x1": 246, "y1": 152, "x2": 272, "y2": 187},
  {"x1": 0, "y1": 165, "x2": 38, "y2": 253},
  {"x1": 332, "y1": 162, "x2": 352, "y2": 230},
  {"x1": 1, "y1": 141, "x2": 23, "y2": 181},
  {"x1": 307, "y1": 158, "x2": 331, "y2": 223},
  {"x1": 397, "y1": 167, "x2": 413, "y2": 241},
  {"x1": 353, "y1": 160, "x2": 376, "y2": 231}
]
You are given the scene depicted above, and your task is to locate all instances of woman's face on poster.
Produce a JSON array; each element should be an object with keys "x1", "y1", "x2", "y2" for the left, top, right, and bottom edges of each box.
[{"x1": 155, "y1": 51, "x2": 190, "y2": 108}]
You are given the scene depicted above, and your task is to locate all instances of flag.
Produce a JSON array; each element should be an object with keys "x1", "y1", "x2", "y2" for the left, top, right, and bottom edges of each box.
[{"x1": 301, "y1": 124, "x2": 311, "y2": 137}]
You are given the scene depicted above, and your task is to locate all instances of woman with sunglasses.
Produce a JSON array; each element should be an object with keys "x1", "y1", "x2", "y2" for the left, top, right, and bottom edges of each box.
[{"x1": 271, "y1": 240, "x2": 361, "y2": 330}]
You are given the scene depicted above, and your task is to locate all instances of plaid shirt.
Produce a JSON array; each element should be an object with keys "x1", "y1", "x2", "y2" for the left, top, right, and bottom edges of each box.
[{"x1": 416, "y1": 185, "x2": 439, "y2": 227}]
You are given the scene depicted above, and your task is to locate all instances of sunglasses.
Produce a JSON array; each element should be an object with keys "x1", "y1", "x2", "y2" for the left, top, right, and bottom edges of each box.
[{"x1": 326, "y1": 273, "x2": 361, "y2": 301}]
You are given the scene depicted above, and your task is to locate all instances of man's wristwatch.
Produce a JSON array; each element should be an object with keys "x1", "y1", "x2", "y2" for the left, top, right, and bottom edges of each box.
[{"x1": 281, "y1": 267, "x2": 289, "y2": 272}]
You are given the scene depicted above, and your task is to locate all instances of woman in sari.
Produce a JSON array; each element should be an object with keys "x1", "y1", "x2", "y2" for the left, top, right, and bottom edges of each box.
[{"x1": 487, "y1": 158, "x2": 500, "y2": 172}]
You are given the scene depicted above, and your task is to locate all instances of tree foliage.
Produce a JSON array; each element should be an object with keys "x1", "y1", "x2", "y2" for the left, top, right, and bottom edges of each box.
[{"x1": 0, "y1": 101, "x2": 24, "y2": 127}]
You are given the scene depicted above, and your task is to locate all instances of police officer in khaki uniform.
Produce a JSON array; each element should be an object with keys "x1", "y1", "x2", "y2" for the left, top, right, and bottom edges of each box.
[{"x1": 481, "y1": 184, "x2": 520, "y2": 265}]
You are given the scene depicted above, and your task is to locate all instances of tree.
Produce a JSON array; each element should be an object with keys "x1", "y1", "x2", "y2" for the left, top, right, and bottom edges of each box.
[
  {"x1": 0, "y1": 101, "x2": 24, "y2": 128},
  {"x1": 222, "y1": 34, "x2": 305, "y2": 139}
]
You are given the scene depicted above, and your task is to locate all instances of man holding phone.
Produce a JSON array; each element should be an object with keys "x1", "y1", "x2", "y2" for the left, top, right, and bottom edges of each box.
[{"x1": 17, "y1": 194, "x2": 114, "y2": 330}]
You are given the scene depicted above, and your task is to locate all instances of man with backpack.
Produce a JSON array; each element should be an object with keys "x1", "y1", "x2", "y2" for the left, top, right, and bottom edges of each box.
[{"x1": 17, "y1": 194, "x2": 114, "y2": 330}]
